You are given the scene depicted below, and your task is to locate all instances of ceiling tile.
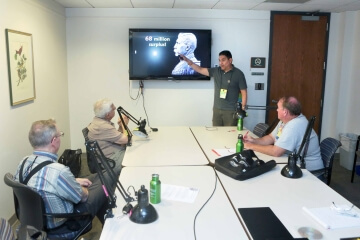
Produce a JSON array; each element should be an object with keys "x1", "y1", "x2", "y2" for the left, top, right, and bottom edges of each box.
[
  {"x1": 54, "y1": 0, "x2": 92, "y2": 8},
  {"x1": 253, "y1": 2, "x2": 301, "y2": 11},
  {"x1": 52, "y1": 0, "x2": 360, "y2": 12},
  {"x1": 174, "y1": 0, "x2": 218, "y2": 9},
  {"x1": 87, "y1": 0, "x2": 133, "y2": 8}
]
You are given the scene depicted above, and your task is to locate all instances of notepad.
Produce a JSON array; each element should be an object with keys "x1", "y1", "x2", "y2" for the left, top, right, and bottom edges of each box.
[
  {"x1": 162, "y1": 184, "x2": 199, "y2": 203},
  {"x1": 303, "y1": 206, "x2": 360, "y2": 229},
  {"x1": 212, "y1": 148, "x2": 235, "y2": 157}
]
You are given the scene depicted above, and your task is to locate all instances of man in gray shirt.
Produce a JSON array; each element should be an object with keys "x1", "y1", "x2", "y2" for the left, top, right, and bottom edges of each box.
[
  {"x1": 244, "y1": 96, "x2": 323, "y2": 171},
  {"x1": 181, "y1": 50, "x2": 247, "y2": 126}
]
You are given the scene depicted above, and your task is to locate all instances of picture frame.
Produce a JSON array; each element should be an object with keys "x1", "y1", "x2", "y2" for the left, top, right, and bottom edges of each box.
[{"x1": 5, "y1": 29, "x2": 36, "y2": 106}]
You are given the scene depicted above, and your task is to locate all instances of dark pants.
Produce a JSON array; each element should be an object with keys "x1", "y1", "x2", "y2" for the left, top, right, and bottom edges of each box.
[
  {"x1": 48, "y1": 172, "x2": 115, "y2": 238},
  {"x1": 76, "y1": 173, "x2": 115, "y2": 223},
  {"x1": 212, "y1": 108, "x2": 237, "y2": 126}
]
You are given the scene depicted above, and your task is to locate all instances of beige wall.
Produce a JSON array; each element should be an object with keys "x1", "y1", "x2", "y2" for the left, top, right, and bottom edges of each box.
[
  {"x1": 322, "y1": 11, "x2": 360, "y2": 138},
  {"x1": 0, "y1": 0, "x2": 69, "y2": 219},
  {"x1": 65, "y1": 9, "x2": 271, "y2": 149}
]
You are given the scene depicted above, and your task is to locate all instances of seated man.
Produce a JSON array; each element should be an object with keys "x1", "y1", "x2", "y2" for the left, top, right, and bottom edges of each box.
[
  {"x1": 244, "y1": 96, "x2": 323, "y2": 172},
  {"x1": 87, "y1": 98, "x2": 129, "y2": 175},
  {"x1": 13, "y1": 119, "x2": 112, "y2": 239}
]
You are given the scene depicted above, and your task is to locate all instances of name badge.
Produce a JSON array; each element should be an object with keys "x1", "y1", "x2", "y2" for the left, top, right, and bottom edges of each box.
[{"x1": 220, "y1": 89, "x2": 227, "y2": 99}]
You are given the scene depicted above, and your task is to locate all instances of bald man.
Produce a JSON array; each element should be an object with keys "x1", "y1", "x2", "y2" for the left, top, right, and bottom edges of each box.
[{"x1": 244, "y1": 96, "x2": 323, "y2": 171}]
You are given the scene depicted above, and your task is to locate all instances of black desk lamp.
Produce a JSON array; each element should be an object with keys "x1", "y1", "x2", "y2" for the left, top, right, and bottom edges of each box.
[
  {"x1": 85, "y1": 140, "x2": 158, "y2": 223},
  {"x1": 117, "y1": 106, "x2": 148, "y2": 146},
  {"x1": 281, "y1": 116, "x2": 316, "y2": 179}
]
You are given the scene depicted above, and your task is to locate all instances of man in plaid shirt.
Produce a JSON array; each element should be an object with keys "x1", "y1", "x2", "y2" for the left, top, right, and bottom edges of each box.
[{"x1": 14, "y1": 119, "x2": 112, "y2": 239}]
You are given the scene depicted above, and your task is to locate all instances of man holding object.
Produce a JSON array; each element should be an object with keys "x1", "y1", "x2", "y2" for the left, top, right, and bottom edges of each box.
[{"x1": 181, "y1": 50, "x2": 247, "y2": 126}]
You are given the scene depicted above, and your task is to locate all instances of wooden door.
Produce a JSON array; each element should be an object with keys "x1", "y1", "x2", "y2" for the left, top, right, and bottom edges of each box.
[{"x1": 267, "y1": 12, "x2": 330, "y2": 136}]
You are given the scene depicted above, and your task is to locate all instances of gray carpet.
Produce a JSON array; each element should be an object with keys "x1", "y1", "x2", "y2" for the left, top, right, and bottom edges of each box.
[{"x1": 329, "y1": 156, "x2": 360, "y2": 208}]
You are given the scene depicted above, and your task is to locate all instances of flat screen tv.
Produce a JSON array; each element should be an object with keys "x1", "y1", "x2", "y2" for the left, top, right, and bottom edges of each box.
[{"x1": 129, "y1": 28, "x2": 212, "y2": 80}]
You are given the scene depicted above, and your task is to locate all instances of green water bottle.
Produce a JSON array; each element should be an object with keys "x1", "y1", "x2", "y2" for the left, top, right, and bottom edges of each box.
[
  {"x1": 150, "y1": 174, "x2": 161, "y2": 204},
  {"x1": 237, "y1": 117, "x2": 243, "y2": 131},
  {"x1": 236, "y1": 134, "x2": 244, "y2": 153}
]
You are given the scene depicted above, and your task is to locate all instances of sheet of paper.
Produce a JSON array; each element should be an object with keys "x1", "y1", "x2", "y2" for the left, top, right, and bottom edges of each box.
[
  {"x1": 212, "y1": 148, "x2": 235, "y2": 157},
  {"x1": 303, "y1": 206, "x2": 360, "y2": 229},
  {"x1": 162, "y1": 184, "x2": 199, "y2": 203}
]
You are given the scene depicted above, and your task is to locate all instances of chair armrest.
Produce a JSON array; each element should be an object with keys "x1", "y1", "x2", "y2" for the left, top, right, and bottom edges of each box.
[
  {"x1": 44, "y1": 211, "x2": 91, "y2": 218},
  {"x1": 310, "y1": 168, "x2": 326, "y2": 177}
]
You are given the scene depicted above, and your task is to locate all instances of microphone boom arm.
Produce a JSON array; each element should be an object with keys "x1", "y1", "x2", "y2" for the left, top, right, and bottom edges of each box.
[
  {"x1": 85, "y1": 140, "x2": 136, "y2": 217},
  {"x1": 117, "y1": 106, "x2": 147, "y2": 146}
]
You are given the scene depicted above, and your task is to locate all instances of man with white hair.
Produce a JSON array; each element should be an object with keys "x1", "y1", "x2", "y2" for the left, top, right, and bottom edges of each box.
[{"x1": 88, "y1": 98, "x2": 129, "y2": 175}]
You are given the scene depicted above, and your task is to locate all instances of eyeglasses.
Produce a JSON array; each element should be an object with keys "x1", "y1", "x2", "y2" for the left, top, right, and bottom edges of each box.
[
  {"x1": 56, "y1": 131, "x2": 65, "y2": 138},
  {"x1": 51, "y1": 131, "x2": 64, "y2": 143}
]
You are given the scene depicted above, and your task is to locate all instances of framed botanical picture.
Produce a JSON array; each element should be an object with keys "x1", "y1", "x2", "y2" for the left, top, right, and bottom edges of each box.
[{"x1": 5, "y1": 29, "x2": 36, "y2": 106}]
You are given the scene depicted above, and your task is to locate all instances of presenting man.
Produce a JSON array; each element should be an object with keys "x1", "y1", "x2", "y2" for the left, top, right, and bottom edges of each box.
[
  {"x1": 181, "y1": 50, "x2": 247, "y2": 126},
  {"x1": 244, "y1": 96, "x2": 323, "y2": 171},
  {"x1": 14, "y1": 119, "x2": 111, "y2": 239}
]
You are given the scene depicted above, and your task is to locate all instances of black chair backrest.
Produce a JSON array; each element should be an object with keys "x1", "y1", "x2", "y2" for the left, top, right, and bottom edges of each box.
[
  {"x1": 82, "y1": 127, "x2": 89, "y2": 142},
  {"x1": 253, "y1": 123, "x2": 270, "y2": 137},
  {"x1": 4, "y1": 173, "x2": 46, "y2": 231},
  {"x1": 320, "y1": 137, "x2": 342, "y2": 185}
]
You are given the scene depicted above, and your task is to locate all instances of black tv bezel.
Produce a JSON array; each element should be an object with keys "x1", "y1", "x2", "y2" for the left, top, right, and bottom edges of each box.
[{"x1": 129, "y1": 28, "x2": 212, "y2": 81}]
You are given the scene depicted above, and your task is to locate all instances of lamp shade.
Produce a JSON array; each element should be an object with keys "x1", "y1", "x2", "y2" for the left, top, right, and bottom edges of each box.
[
  {"x1": 133, "y1": 127, "x2": 148, "y2": 138},
  {"x1": 130, "y1": 185, "x2": 158, "y2": 224},
  {"x1": 281, "y1": 153, "x2": 303, "y2": 179}
]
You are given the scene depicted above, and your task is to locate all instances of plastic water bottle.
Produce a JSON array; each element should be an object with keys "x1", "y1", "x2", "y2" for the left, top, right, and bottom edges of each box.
[
  {"x1": 150, "y1": 174, "x2": 161, "y2": 204},
  {"x1": 236, "y1": 134, "x2": 244, "y2": 153}
]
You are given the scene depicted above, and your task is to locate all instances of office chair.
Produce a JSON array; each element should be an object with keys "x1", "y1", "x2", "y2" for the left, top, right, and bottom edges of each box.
[
  {"x1": 82, "y1": 127, "x2": 115, "y2": 174},
  {"x1": 0, "y1": 218, "x2": 15, "y2": 240},
  {"x1": 4, "y1": 173, "x2": 92, "y2": 240},
  {"x1": 311, "y1": 138, "x2": 342, "y2": 185},
  {"x1": 253, "y1": 123, "x2": 270, "y2": 138}
]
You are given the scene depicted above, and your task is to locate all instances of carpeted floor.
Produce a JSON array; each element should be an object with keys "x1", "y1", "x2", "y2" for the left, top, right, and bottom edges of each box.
[{"x1": 329, "y1": 155, "x2": 360, "y2": 208}]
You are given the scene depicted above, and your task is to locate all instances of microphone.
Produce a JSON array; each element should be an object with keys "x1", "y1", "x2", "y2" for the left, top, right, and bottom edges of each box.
[{"x1": 236, "y1": 102, "x2": 248, "y2": 119}]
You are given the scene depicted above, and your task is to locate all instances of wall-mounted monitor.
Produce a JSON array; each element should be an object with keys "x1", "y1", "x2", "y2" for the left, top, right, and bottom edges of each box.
[{"x1": 129, "y1": 28, "x2": 212, "y2": 80}]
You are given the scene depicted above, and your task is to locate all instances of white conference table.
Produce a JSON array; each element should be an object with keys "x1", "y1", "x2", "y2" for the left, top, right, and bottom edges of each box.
[
  {"x1": 216, "y1": 165, "x2": 360, "y2": 240},
  {"x1": 100, "y1": 166, "x2": 248, "y2": 240},
  {"x1": 190, "y1": 126, "x2": 288, "y2": 165},
  {"x1": 122, "y1": 126, "x2": 209, "y2": 167}
]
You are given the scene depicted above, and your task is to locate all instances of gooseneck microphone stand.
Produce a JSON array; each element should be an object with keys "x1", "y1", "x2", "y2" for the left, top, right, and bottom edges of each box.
[
  {"x1": 85, "y1": 140, "x2": 135, "y2": 219},
  {"x1": 85, "y1": 139, "x2": 159, "y2": 223},
  {"x1": 117, "y1": 106, "x2": 148, "y2": 146}
]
